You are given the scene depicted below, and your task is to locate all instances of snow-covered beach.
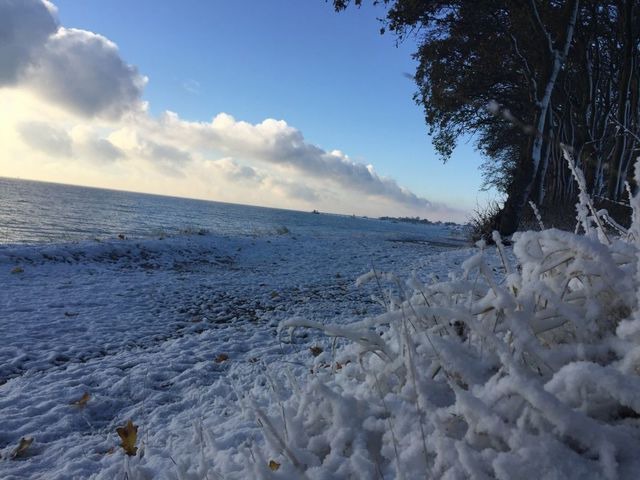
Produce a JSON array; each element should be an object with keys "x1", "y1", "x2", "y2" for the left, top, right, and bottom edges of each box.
[
  {"x1": 0, "y1": 224, "x2": 470, "y2": 479},
  {"x1": 4, "y1": 178, "x2": 640, "y2": 480},
  {"x1": 5, "y1": 196, "x2": 640, "y2": 480}
]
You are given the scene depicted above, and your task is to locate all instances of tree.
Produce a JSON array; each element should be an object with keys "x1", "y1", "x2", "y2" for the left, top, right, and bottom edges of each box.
[{"x1": 333, "y1": 0, "x2": 640, "y2": 235}]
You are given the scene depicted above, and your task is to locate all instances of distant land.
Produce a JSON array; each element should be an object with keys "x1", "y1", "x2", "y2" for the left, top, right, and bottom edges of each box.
[{"x1": 379, "y1": 216, "x2": 465, "y2": 227}]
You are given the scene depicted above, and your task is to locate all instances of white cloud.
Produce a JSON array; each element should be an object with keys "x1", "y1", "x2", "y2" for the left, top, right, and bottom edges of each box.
[
  {"x1": 214, "y1": 158, "x2": 263, "y2": 183},
  {"x1": 144, "y1": 141, "x2": 191, "y2": 177},
  {"x1": 270, "y1": 180, "x2": 320, "y2": 203},
  {"x1": 209, "y1": 159, "x2": 318, "y2": 203},
  {"x1": 25, "y1": 28, "x2": 147, "y2": 118},
  {"x1": 144, "y1": 140, "x2": 191, "y2": 164},
  {"x1": 0, "y1": 0, "x2": 58, "y2": 84},
  {"x1": 106, "y1": 126, "x2": 191, "y2": 176},
  {"x1": 156, "y1": 112, "x2": 450, "y2": 212},
  {"x1": 17, "y1": 120, "x2": 72, "y2": 157},
  {"x1": 71, "y1": 126, "x2": 125, "y2": 163},
  {"x1": 0, "y1": 0, "x2": 146, "y2": 119},
  {"x1": 82, "y1": 137, "x2": 125, "y2": 163}
]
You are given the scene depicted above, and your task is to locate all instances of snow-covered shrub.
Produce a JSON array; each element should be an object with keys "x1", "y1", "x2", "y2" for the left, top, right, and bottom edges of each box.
[
  {"x1": 469, "y1": 199, "x2": 502, "y2": 242},
  {"x1": 245, "y1": 155, "x2": 640, "y2": 479}
]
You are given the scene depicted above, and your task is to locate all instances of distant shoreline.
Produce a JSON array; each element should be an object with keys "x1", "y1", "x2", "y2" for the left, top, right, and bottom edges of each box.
[{"x1": 379, "y1": 216, "x2": 466, "y2": 227}]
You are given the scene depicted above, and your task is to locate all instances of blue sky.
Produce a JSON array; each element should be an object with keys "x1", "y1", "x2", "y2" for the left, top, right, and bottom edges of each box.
[
  {"x1": 1, "y1": 0, "x2": 493, "y2": 221},
  {"x1": 54, "y1": 0, "x2": 489, "y2": 208}
]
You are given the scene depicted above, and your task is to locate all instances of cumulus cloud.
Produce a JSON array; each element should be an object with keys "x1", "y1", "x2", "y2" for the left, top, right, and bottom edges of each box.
[
  {"x1": 145, "y1": 141, "x2": 191, "y2": 177},
  {"x1": 0, "y1": 0, "x2": 146, "y2": 118},
  {"x1": 72, "y1": 132, "x2": 124, "y2": 163},
  {"x1": 270, "y1": 180, "x2": 319, "y2": 203},
  {"x1": 157, "y1": 112, "x2": 439, "y2": 210},
  {"x1": 214, "y1": 158, "x2": 263, "y2": 183},
  {"x1": 25, "y1": 28, "x2": 147, "y2": 118},
  {"x1": 17, "y1": 119, "x2": 126, "y2": 164},
  {"x1": 145, "y1": 141, "x2": 191, "y2": 164},
  {"x1": 106, "y1": 128, "x2": 191, "y2": 176},
  {"x1": 210, "y1": 159, "x2": 318, "y2": 203},
  {"x1": 0, "y1": 0, "x2": 58, "y2": 84},
  {"x1": 17, "y1": 120, "x2": 72, "y2": 157}
]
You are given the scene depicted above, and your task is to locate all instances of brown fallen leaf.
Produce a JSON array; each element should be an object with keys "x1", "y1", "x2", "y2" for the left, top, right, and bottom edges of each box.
[
  {"x1": 70, "y1": 392, "x2": 90, "y2": 408},
  {"x1": 116, "y1": 420, "x2": 138, "y2": 456},
  {"x1": 11, "y1": 266, "x2": 24, "y2": 274},
  {"x1": 268, "y1": 459, "x2": 281, "y2": 471},
  {"x1": 215, "y1": 353, "x2": 229, "y2": 363},
  {"x1": 10, "y1": 437, "x2": 33, "y2": 459},
  {"x1": 310, "y1": 346, "x2": 323, "y2": 357}
]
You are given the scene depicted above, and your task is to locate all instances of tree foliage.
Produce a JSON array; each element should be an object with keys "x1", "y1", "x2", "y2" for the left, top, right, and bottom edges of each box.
[{"x1": 333, "y1": 0, "x2": 640, "y2": 234}]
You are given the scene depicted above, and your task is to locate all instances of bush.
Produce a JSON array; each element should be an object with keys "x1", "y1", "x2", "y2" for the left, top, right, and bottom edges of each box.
[
  {"x1": 245, "y1": 154, "x2": 640, "y2": 479},
  {"x1": 469, "y1": 200, "x2": 502, "y2": 242}
]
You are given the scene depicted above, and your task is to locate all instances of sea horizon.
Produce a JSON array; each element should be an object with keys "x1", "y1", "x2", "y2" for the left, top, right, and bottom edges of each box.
[
  {"x1": 0, "y1": 175, "x2": 351, "y2": 219},
  {"x1": 0, "y1": 176, "x2": 463, "y2": 246}
]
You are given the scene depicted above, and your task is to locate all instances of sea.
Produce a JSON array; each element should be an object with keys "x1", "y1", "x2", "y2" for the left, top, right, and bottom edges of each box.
[{"x1": 0, "y1": 177, "x2": 466, "y2": 245}]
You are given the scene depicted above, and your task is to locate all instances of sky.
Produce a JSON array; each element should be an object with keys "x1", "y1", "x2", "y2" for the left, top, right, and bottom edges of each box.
[{"x1": 0, "y1": 0, "x2": 493, "y2": 222}]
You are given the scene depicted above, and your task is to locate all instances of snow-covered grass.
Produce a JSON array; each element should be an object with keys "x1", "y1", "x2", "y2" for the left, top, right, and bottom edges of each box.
[
  {"x1": 275, "y1": 228, "x2": 638, "y2": 478},
  {"x1": 246, "y1": 155, "x2": 640, "y2": 479}
]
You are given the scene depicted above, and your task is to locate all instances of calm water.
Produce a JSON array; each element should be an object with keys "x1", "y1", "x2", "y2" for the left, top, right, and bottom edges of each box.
[{"x1": 0, "y1": 177, "x2": 461, "y2": 245}]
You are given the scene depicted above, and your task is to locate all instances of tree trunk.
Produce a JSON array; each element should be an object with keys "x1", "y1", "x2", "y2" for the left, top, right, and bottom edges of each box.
[
  {"x1": 500, "y1": 0, "x2": 580, "y2": 235},
  {"x1": 607, "y1": 0, "x2": 635, "y2": 200}
]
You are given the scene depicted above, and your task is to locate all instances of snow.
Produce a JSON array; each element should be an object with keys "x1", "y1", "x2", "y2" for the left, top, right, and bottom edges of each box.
[
  {"x1": 4, "y1": 181, "x2": 640, "y2": 479},
  {"x1": 0, "y1": 224, "x2": 470, "y2": 479},
  {"x1": 267, "y1": 221, "x2": 640, "y2": 477}
]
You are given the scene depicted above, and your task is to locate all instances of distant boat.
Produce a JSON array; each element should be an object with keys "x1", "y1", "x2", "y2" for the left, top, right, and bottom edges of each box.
[{"x1": 311, "y1": 209, "x2": 320, "y2": 214}]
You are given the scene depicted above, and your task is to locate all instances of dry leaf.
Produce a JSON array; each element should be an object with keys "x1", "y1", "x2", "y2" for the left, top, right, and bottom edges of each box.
[
  {"x1": 215, "y1": 353, "x2": 229, "y2": 363},
  {"x1": 268, "y1": 460, "x2": 281, "y2": 471},
  {"x1": 10, "y1": 437, "x2": 33, "y2": 459},
  {"x1": 310, "y1": 346, "x2": 323, "y2": 357},
  {"x1": 11, "y1": 266, "x2": 24, "y2": 274},
  {"x1": 116, "y1": 420, "x2": 138, "y2": 456},
  {"x1": 70, "y1": 392, "x2": 90, "y2": 408}
]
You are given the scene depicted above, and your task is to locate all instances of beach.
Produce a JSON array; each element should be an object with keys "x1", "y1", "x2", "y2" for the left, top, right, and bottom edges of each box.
[{"x1": 0, "y1": 225, "x2": 469, "y2": 478}]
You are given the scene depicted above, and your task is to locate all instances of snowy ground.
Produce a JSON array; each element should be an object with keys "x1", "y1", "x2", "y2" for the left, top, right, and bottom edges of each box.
[{"x1": 0, "y1": 225, "x2": 471, "y2": 479}]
